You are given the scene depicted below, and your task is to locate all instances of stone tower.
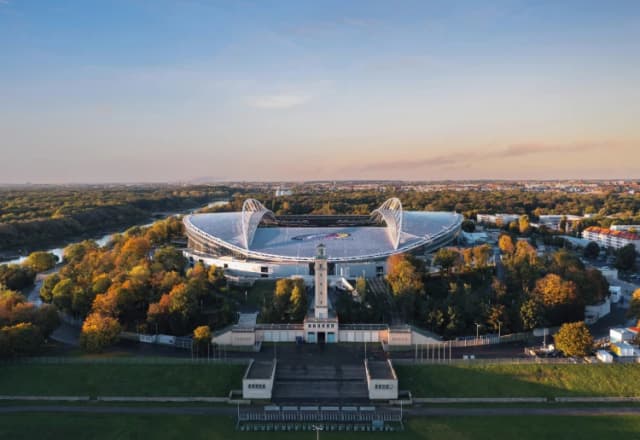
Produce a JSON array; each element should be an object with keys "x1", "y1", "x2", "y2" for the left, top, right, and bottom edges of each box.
[{"x1": 314, "y1": 243, "x2": 328, "y2": 319}]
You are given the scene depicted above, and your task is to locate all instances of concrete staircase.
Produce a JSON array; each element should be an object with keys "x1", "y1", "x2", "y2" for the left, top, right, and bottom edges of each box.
[{"x1": 272, "y1": 363, "x2": 369, "y2": 403}]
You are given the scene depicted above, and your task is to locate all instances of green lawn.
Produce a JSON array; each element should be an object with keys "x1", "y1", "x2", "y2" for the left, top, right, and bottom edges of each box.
[
  {"x1": 2, "y1": 414, "x2": 640, "y2": 440},
  {"x1": 231, "y1": 280, "x2": 275, "y2": 309},
  {"x1": 397, "y1": 363, "x2": 640, "y2": 398},
  {"x1": 0, "y1": 363, "x2": 245, "y2": 397}
]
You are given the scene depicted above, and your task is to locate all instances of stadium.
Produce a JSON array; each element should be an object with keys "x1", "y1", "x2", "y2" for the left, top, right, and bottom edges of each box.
[{"x1": 183, "y1": 198, "x2": 462, "y2": 279}]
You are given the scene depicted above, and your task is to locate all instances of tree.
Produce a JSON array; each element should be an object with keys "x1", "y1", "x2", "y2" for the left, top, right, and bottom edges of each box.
[
  {"x1": 386, "y1": 254, "x2": 424, "y2": 296},
  {"x1": 486, "y1": 304, "x2": 507, "y2": 334},
  {"x1": 461, "y1": 219, "x2": 476, "y2": 233},
  {"x1": 583, "y1": 241, "x2": 600, "y2": 259},
  {"x1": 355, "y1": 277, "x2": 367, "y2": 297},
  {"x1": 614, "y1": 244, "x2": 637, "y2": 272},
  {"x1": 498, "y1": 235, "x2": 515, "y2": 255},
  {"x1": 629, "y1": 288, "x2": 640, "y2": 320},
  {"x1": 79, "y1": 313, "x2": 121, "y2": 353},
  {"x1": 0, "y1": 265, "x2": 36, "y2": 291},
  {"x1": 288, "y1": 283, "x2": 308, "y2": 322},
  {"x1": 193, "y1": 325, "x2": 211, "y2": 358},
  {"x1": 153, "y1": 246, "x2": 187, "y2": 273},
  {"x1": 533, "y1": 274, "x2": 578, "y2": 307},
  {"x1": 0, "y1": 322, "x2": 43, "y2": 358},
  {"x1": 472, "y1": 244, "x2": 492, "y2": 268},
  {"x1": 23, "y1": 251, "x2": 58, "y2": 273},
  {"x1": 554, "y1": 322, "x2": 593, "y2": 357},
  {"x1": 520, "y1": 298, "x2": 544, "y2": 331},
  {"x1": 519, "y1": 215, "x2": 530, "y2": 235},
  {"x1": 33, "y1": 304, "x2": 61, "y2": 338},
  {"x1": 433, "y1": 248, "x2": 460, "y2": 276}
]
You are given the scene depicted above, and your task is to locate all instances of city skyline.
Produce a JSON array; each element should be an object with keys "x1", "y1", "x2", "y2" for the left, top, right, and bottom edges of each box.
[{"x1": 1, "y1": 0, "x2": 639, "y2": 183}]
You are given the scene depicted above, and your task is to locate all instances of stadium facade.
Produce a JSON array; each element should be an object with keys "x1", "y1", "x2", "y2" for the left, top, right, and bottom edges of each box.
[{"x1": 183, "y1": 198, "x2": 462, "y2": 280}]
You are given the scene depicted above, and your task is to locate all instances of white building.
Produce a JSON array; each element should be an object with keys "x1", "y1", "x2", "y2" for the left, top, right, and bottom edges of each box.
[
  {"x1": 538, "y1": 214, "x2": 585, "y2": 231},
  {"x1": 582, "y1": 226, "x2": 640, "y2": 250},
  {"x1": 476, "y1": 213, "x2": 520, "y2": 226},
  {"x1": 610, "y1": 225, "x2": 640, "y2": 232},
  {"x1": 242, "y1": 360, "x2": 276, "y2": 400}
]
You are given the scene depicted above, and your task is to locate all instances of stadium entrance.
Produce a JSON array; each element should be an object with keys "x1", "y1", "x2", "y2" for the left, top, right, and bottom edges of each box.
[{"x1": 317, "y1": 332, "x2": 326, "y2": 344}]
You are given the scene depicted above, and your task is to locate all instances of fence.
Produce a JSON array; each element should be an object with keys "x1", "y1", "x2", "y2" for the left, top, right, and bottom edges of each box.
[
  {"x1": 394, "y1": 356, "x2": 584, "y2": 366},
  {"x1": 0, "y1": 356, "x2": 250, "y2": 366}
]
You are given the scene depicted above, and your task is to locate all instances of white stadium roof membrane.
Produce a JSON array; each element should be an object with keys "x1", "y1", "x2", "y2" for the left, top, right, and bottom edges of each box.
[{"x1": 184, "y1": 198, "x2": 462, "y2": 263}]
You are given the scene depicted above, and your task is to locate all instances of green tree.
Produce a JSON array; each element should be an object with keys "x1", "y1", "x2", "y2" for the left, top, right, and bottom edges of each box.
[
  {"x1": 79, "y1": 313, "x2": 121, "y2": 353},
  {"x1": 520, "y1": 298, "x2": 544, "y2": 331},
  {"x1": 0, "y1": 322, "x2": 43, "y2": 358},
  {"x1": 614, "y1": 244, "x2": 637, "y2": 271},
  {"x1": 461, "y1": 219, "x2": 476, "y2": 233},
  {"x1": 153, "y1": 246, "x2": 187, "y2": 273},
  {"x1": 583, "y1": 241, "x2": 600, "y2": 259},
  {"x1": 23, "y1": 251, "x2": 58, "y2": 272},
  {"x1": 554, "y1": 321, "x2": 593, "y2": 357}
]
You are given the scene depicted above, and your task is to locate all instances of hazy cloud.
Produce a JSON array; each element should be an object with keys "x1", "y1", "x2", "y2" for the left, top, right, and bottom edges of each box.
[
  {"x1": 359, "y1": 141, "x2": 614, "y2": 173},
  {"x1": 247, "y1": 94, "x2": 311, "y2": 109}
]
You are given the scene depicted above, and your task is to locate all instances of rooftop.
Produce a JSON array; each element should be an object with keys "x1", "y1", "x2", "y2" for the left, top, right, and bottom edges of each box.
[
  {"x1": 584, "y1": 226, "x2": 640, "y2": 241},
  {"x1": 246, "y1": 361, "x2": 275, "y2": 380},
  {"x1": 366, "y1": 361, "x2": 395, "y2": 380}
]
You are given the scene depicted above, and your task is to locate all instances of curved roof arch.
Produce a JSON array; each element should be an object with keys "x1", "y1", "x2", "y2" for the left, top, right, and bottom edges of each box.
[
  {"x1": 241, "y1": 199, "x2": 275, "y2": 249},
  {"x1": 371, "y1": 197, "x2": 404, "y2": 249}
]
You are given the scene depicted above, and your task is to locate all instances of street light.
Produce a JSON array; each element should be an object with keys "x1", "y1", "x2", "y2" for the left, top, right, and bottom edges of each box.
[
  {"x1": 312, "y1": 424, "x2": 323, "y2": 440},
  {"x1": 497, "y1": 320, "x2": 502, "y2": 338},
  {"x1": 474, "y1": 322, "x2": 480, "y2": 341}
]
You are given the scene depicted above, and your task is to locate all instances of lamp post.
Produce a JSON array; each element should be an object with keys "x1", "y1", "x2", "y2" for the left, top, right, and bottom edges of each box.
[
  {"x1": 312, "y1": 424, "x2": 323, "y2": 440},
  {"x1": 475, "y1": 323, "x2": 480, "y2": 341},
  {"x1": 497, "y1": 320, "x2": 502, "y2": 339}
]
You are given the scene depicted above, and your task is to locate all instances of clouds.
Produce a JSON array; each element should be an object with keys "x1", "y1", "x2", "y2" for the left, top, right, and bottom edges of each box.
[
  {"x1": 358, "y1": 141, "x2": 619, "y2": 174},
  {"x1": 247, "y1": 94, "x2": 311, "y2": 109}
]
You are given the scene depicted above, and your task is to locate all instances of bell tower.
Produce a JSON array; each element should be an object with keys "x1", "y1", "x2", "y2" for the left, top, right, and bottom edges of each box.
[{"x1": 314, "y1": 243, "x2": 328, "y2": 319}]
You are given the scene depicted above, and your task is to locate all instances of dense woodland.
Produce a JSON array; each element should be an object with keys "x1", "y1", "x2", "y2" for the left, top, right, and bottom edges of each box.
[
  {"x1": 0, "y1": 185, "x2": 231, "y2": 251},
  {"x1": 207, "y1": 188, "x2": 640, "y2": 227},
  {"x1": 37, "y1": 217, "x2": 235, "y2": 352},
  {"x1": 380, "y1": 239, "x2": 611, "y2": 338}
]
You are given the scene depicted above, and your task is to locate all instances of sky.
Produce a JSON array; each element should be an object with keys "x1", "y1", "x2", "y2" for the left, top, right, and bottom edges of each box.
[{"x1": 1, "y1": 0, "x2": 639, "y2": 183}]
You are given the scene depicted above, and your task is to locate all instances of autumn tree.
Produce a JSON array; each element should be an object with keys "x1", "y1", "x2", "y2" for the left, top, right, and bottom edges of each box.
[
  {"x1": 79, "y1": 313, "x2": 121, "y2": 353},
  {"x1": 554, "y1": 322, "x2": 593, "y2": 357},
  {"x1": 532, "y1": 273, "x2": 581, "y2": 325},
  {"x1": 498, "y1": 235, "x2": 515, "y2": 255},
  {"x1": 629, "y1": 288, "x2": 640, "y2": 320},
  {"x1": 288, "y1": 282, "x2": 308, "y2": 321},
  {"x1": 386, "y1": 254, "x2": 424, "y2": 296},
  {"x1": 193, "y1": 325, "x2": 211, "y2": 357},
  {"x1": 433, "y1": 248, "x2": 460, "y2": 277},
  {"x1": 518, "y1": 215, "x2": 530, "y2": 235},
  {"x1": 473, "y1": 244, "x2": 492, "y2": 268}
]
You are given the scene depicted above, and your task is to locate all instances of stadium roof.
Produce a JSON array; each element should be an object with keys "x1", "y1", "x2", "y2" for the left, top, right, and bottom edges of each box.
[{"x1": 184, "y1": 198, "x2": 462, "y2": 262}]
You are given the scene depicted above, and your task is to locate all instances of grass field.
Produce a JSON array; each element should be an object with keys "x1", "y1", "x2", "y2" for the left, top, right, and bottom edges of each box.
[
  {"x1": 397, "y1": 363, "x2": 640, "y2": 398},
  {"x1": 0, "y1": 363, "x2": 246, "y2": 397},
  {"x1": 2, "y1": 414, "x2": 640, "y2": 439}
]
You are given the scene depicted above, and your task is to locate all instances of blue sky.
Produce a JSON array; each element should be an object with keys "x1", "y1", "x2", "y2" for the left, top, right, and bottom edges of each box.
[{"x1": 1, "y1": 0, "x2": 639, "y2": 182}]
